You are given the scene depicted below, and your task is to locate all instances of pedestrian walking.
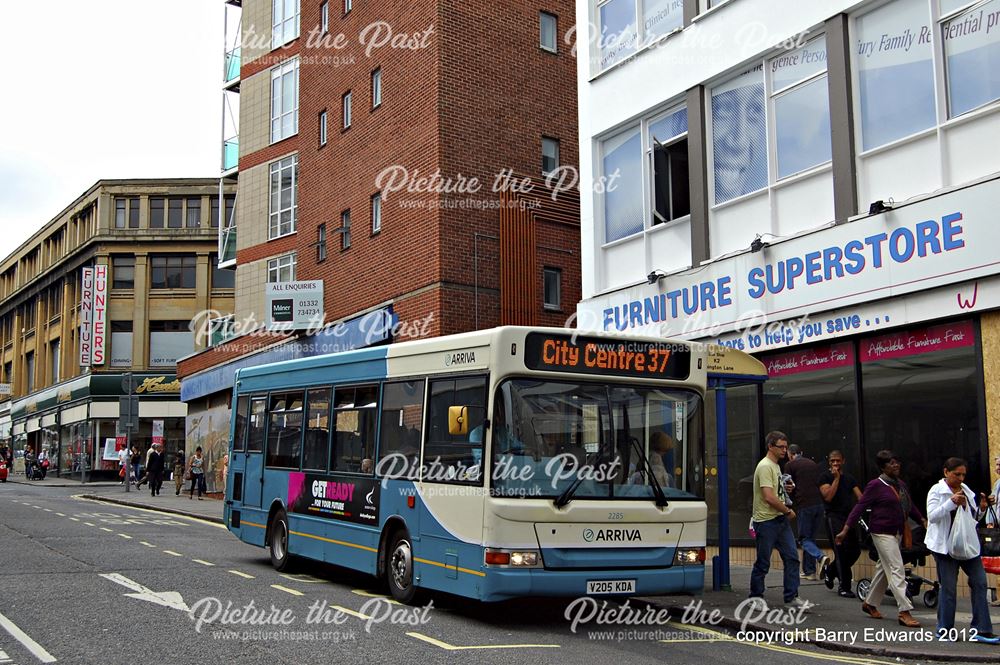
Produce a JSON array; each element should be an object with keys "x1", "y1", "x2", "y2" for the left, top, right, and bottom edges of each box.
[
  {"x1": 836, "y1": 450, "x2": 925, "y2": 627},
  {"x1": 748, "y1": 431, "x2": 811, "y2": 610},
  {"x1": 136, "y1": 444, "x2": 156, "y2": 489},
  {"x1": 173, "y1": 450, "x2": 186, "y2": 496},
  {"x1": 146, "y1": 443, "x2": 165, "y2": 497},
  {"x1": 786, "y1": 444, "x2": 829, "y2": 581},
  {"x1": 188, "y1": 446, "x2": 206, "y2": 500},
  {"x1": 924, "y1": 457, "x2": 1000, "y2": 643},
  {"x1": 130, "y1": 445, "x2": 142, "y2": 485},
  {"x1": 819, "y1": 450, "x2": 863, "y2": 597}
]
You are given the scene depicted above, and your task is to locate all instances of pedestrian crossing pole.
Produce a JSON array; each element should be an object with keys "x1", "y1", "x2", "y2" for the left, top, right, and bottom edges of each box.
[{"x1": 120, "y1": 373, "x2": 139, "y2": 493}]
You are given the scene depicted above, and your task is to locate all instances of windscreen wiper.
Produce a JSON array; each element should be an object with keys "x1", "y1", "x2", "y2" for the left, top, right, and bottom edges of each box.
[{"x1": 629, "y1": 437, "x2": 669, "y2": 508}]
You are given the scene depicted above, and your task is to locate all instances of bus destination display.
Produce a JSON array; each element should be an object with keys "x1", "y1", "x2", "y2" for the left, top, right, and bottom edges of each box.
[{"x1": 524, "y1": 333, "x2": 690, "y2": 380}]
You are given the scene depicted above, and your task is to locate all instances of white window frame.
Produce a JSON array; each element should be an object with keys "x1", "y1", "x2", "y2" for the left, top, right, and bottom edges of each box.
[
  {"x1": 269, "y1": 155, "x2": 299, "y2": 239},
  {"x1": 594, "y1": 0, "x2": 685, "y2": 73},
  {"x1": 341, "y1": 209, "x2": 352, "y2": 249},
  {"x1": 542, "y1": 137, "x2": 560, "y2": 176},
  {"x1": 320, "y1": 1, "x2": 329, "y2": 34},
  {"x1": 344, "y1": 0, "x2": 352, "y2": 14},
  {"x1": 270, "y1": 58, "x2": 300, "y2": 143},
  {"x1": 319, "y1": 110, "x2": 327, "y2": 146},
  {"x1": 272, "y1": 0, "x2": 300, "y2": 49},
  {"x1": 371, "y1": 69, "x2": 382, "y2": 108},
  {"x1": 343, "y1": 91, "x2": 352, "y2": 129},
  {"x1": 371, "y1": 193, "x2": 382, "y2": 234},
  {"x1": 267, "y1": 254, "x2": 297, "y2": 283},
  {"x1": 540, "y1": 12, "x2": 558, "y2": 53},
  {"x1": 543, "y1": 267, "x2": 562, "y2": 310}
]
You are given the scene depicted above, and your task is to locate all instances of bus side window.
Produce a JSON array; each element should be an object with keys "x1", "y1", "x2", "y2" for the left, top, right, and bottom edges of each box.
[
  {"x1": 303, "y1": 388, "x2": 332, "y2": 472},
  {"x1": 332, "y1": 384, "x2": 378, "y2": 474},
  {"x1": 247, "y1": 398, "x2": 267, "y2": 452},
  {"x1": 233, "y1": 395, "x2": 249, "y2": 452},
  {"x1": 424, "y1": 376, "x2": 487, "y2": 484},
  {"x1": 377, "y1": 380, "x2": 425, "y2": 471},
  {"x1": 266, "y1": 391, "x2": 304, "y2": 469}
]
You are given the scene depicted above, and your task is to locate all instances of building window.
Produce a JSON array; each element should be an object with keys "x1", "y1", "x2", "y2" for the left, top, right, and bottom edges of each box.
[
  {"x1": 210, "y1": 194, "x2": 235, "y2": 228},
  {"x1": 112, "y1": 255, "x2": 135, "y2": 290},
  {"x1": 341, "y1": 209, "x2": 351, "y2": 249},
  {"x1": 542, "y1": 137, "x2": 560, "y2": 175},
  {"x1": 343, "y1": 91, "x2": 352, "y2": 129},
  {"x1": 150, "y1": 197, "x2": 165, "y2": 228},
  {"x1": 111, "y1": 321, "x2": 133, "y2": 367},
  {"x1": 269, "y1": 155, "x2": 299, "y2": 239},
  {"x1": 50, "y1": 339, "x2": 60, "y2": 384},
  {"x1": 371, "y1": 193, "x2": 382, "y2": 235},
  {"x1": 211, "y1": 253, "x2": 235, "y2": 289},
  {"x1": 711, "y1": 65, "x2": 767, "y2": 204},
  {"x1": 344, "y1": 0, "x2": 352, "y2": 14},
  {"x1": 114, "y1": 198, "x2": 127, "y2": 228},
  {"x1": 150, "y1": 255, "x2": 197, "y2": 289},
  {"x1": 371, "y1": 68, "x2": 382, "y2": 108},
  {"x1": 128, "y1": 197, "x2": 140, "y2": 228},
  {"x1": 543, "y1": 268, "x2": 561, "y2": 310},
  {"x1": 149, "y1": 321, "x2": 194, "y2": 368},
  {"x1": 320, "y1": 1, "x2": 329, "y2": 33},
  {"x1": 942, "y1": 0, "x2": 1000, "y2": 118},
  {"x1": 25, "y1": 351, "x2": 34, "y2": 393},
  {"x1": 271, "y1": 58, "x2": 300, "y2": 143},
  {"x1": 268, "y1": 254, "x2": 297, "y2": 283},
  {"x1": 319, "y1": 110, "x2": 327, "y2": 146},
  {"x1": 770, "y1": 38, "x2": 831, "y2": 179},
  {"x1": 272, "y1": 0, "x2": 300, "y2": 48},
  {"x1": 602, "y1": 127, "x2": 643, "y2": 242},
  {"x1": 540, "y1": 12, "x2": 558, "y2": 52},
  {"x1": 22, "y1": 301, "x2": 35, "y2": 331},
  {"x1": 186, "y1": 197, "x2": 201, "y2": 227},
  {"x1": 650, "y1": 106, "x2": 689, "y2": 224},
  {"x1": 317, "y1": 224, "x2": 327, "y2": 262},
  {"x1": 855, "y1": 0, "x2": 934, "y2": 151},
  {"x1": 167, "y1": 197, "x2": 183, "y2": 228},
  {"x1": 595, "y1": 0, "x2": 683, "y2": 71}
]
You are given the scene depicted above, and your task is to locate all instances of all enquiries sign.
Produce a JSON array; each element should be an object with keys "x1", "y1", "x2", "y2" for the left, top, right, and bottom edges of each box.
[
  {"x1": 79, "y1": 265, "x2": 108, "y2": 367},
  {"x1": 266, "y1": 281, "x2": 324, "y2": 329}
]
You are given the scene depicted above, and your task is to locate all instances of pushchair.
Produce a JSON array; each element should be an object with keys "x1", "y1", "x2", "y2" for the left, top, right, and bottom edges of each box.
[{"x1": 854, "y1": 511, "x2": 939, "y2": 608}]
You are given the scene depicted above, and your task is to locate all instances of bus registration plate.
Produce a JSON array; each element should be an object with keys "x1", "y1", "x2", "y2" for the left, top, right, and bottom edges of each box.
[{"x1": 586, "y1": 579, "x2": 635, "y2": 595}]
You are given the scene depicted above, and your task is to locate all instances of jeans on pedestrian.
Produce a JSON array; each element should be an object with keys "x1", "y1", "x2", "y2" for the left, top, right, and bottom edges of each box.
[
  {"x1": 796, "y1": 504, "x2": 825, "y2": 574},
  {"x1": 932, "y1": 552, "x2": 994, "y2": 635},
  {"x1": 190, "y1": 473, "x2": 206, "y2": 497},
  {"x1": 750, "y1": 515, "x2": 800, "y2": 602}
]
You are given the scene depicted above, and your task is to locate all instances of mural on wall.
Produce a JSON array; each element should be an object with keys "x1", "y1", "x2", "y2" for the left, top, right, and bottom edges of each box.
[{"x1": 185, "y1": 405, "x2": 230, "y2": 494}]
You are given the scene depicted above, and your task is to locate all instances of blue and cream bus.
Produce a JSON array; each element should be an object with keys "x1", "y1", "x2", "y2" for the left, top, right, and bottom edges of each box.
[{"x1": 225, "y1": 326, "x2": 737, "y2": 603}]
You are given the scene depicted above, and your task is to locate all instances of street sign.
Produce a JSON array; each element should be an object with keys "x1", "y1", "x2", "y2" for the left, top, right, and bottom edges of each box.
[{"x1": 118, "y1": 396, "x2": 139, "y2": 431}]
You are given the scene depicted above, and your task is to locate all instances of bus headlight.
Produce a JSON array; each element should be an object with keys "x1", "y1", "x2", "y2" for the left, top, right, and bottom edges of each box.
[
  {"x1": 674, "y1": 548, "x2": 706, "y2": 565},
  {"x1": 510, "y1": 551, "x2": 538, "y2": 567},
  {"x1": 485, "y1": 549, "x2": 541, "y2": 567}
]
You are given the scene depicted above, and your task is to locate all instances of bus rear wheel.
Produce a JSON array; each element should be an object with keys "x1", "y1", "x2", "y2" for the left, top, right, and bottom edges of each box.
[
  {"x1": 269, "y1": 509, "x2": 293, "y2": 572},
  {"x1": 386, "y1": 530, "x2": 418, "y2": 604}
]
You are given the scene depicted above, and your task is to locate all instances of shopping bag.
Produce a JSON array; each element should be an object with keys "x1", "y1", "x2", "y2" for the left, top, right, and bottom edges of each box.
[
  {"x1": 979, "y1": 506, "x2": 1000, "y2": 557},
  {"x1": 948, "y1": 506, "x2": 979, "y2": 560},
  {"x1": 119, "y1": 466, "x2": 125, "y2": 479}
]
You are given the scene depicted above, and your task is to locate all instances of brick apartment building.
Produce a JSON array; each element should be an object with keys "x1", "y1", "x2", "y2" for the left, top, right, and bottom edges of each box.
[{"x1": 177, "y1": 0, "x2": 581, "y2": 487}]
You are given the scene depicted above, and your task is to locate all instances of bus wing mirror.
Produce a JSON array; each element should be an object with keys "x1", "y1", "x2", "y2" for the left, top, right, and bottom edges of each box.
[{"x1": 448, "y1": 406, "x2": 469, "y2": 436}]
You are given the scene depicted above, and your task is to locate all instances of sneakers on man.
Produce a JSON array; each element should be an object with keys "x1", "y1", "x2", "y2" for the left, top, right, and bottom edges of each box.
[
  {"x1": 971, "y1": 632, "x2": 1000, "y2": 644},
  {"x1": 837, "y1": 589, "x2": 857, "y2": 598},
  {"x1": 801, "y1": 572, "x2": 820, "y2": 581},
  {"x1": 786, "y1": 597, "x2": 815, "y2": 612},
  {"x1": 746, "y1": 597, "x2": 769, "y2": 612}
]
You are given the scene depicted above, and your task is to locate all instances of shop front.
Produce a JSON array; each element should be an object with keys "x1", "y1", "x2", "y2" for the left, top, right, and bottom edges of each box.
[
  {"x1": 11, "y1": 373, "x2": 187, "y2": 480},
  {"x1": 578, "y1": 176, "x2": 1000, "y2": 547}
]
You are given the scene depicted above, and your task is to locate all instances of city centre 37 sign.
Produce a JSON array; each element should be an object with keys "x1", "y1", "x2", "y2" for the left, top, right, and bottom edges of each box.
[{"x1": 78, "y1": 265, "x2": 108, "y2": 367}]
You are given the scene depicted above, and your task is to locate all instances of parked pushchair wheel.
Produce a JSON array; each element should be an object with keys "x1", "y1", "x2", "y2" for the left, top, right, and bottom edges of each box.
[
  {"x1": 924, "y1": 589, "x2": 938, "y2": 608},
  {"x1": 857, "y1": 578, "x2": 872, "y2": 602}
]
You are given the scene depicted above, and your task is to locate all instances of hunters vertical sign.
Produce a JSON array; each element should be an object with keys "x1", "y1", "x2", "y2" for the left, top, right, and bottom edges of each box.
[
  {"x1": 92, "y1": 264, "x2": 108, "y2": 365},
  {"x1": 79, "y1": 267, "x2": 94, "y2": 366}
]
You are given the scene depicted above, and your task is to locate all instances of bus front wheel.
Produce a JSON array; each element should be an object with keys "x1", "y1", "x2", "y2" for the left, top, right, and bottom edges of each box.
[
  {"x1": 386, "y1": 530, "x2": 418, "y2": 604},
  {"x1": 269, "y1": 509, "x2": 293, "y2": 572}
]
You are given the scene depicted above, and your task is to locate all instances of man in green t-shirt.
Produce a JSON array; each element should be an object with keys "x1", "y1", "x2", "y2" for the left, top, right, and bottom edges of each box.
[{"x1": 749, "y1": 430, "x2": 811, "y2": 610}]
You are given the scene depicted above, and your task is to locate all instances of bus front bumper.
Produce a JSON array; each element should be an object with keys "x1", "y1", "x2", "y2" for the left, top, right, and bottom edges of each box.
[{"x1": 478, "y1": 565, "x2": 704, "y2": 602}]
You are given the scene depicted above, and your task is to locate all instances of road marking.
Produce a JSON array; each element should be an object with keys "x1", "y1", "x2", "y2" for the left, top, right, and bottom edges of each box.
[
  {"x1": 55, "y1": 512, "x2": 65, "y2": 517},
  {"x1": 72, "y1": 495, "x2": 226, "y2": 529},
  {"x1": 271, "y1": 585, "x2": 304, "y2": 597},
  {"x1": 83, "y1": 522, "x2": 95, "y2": 527},
  {"x1": 99, "y1": 573, "x2": 190, "y2": 612},
  {"x1": 407, "y1": 632, "x2": 560, "y2": 650},
  {"x1": 140, "y1": 541, "x2": 156, "y2": 548},
  {"x1": 351, "y1": 590, "x2": 402, "y2": 605},
  {"x1": 278, "y1": 573, "x2": 325, "y2": 583},
  {"x1": 69, "y1": 518, "x2": 79, "y2": 522},
  {"x1": 118, "y1": 534, "x2": 133, "y2": 540},
  {"x1": 43, "y1": 508, "x2": 52, "y2": 512},
  {"x1": 162, "y1": 550, "x2": 183, "y2": 557},
  {"x1": 99, "y1": 527, "x2": 113, "y2": 532},
  {"x1": 192, "y1": 559, "x2": 215, "y2": 567},
  {"x1": 331, "y1": 605, "x2": 371, "y2": 620},
  {"x1": 228, "y1": 570, "x2": 255, "y2": 579},
  {"x1": 0, "y1": 610, "x2": 58, "y2": 662}
]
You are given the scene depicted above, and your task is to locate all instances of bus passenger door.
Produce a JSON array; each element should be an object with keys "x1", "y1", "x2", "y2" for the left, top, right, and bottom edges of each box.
[
  {"x1": 243, "y1": 397, "x2": 267, "y2": 510},
  {"x1": 227, "y1": 395, "x2": 250, "y2": 528}
]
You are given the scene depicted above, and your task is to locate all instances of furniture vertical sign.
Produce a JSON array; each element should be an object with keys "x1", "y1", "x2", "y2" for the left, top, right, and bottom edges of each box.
[
  {"x1": 79, "y1": 267, "x2": 94, "y2": 366},
  {"x1": 92, "y1": 264, "x2": 108, "y2": 365}
]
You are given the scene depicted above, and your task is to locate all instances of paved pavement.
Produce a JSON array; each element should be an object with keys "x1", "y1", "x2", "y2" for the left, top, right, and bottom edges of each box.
[{"x1": 10, "y1": 475, "x2": 1000, "y2": 661}]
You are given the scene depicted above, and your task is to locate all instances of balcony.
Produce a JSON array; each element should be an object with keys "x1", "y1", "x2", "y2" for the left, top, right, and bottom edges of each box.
[
  {"x1": 224, "y1": 47, "x2": 241, "y2": 85},
  {"x1": 223, "y1": 138, "x2": 239, "y2": 172},
  {"x1": 219, "y1": 225, "x2": 237, "y2": 268}
]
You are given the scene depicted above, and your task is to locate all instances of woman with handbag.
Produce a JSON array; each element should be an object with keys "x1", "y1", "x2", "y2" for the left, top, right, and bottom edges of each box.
[
  {"x1": 986, "y1": 456, "x2": 1000, "y2": 606},
  {"x1": 925, "y1": 457, "x2": 999, "y2": 644}
]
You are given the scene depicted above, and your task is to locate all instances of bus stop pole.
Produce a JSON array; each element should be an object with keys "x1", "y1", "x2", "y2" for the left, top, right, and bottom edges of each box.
[{"x1": 715, "y1": 385, "x2": 731, "y2": 591}]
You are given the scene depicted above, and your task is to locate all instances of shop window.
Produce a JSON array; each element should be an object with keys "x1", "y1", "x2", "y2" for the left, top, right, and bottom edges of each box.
[
  {"x1": 423, "y1": 376, "x2": 487, "y2": 485},
  {"x1": 303, "y1": 388, "x2": 331, "y2": 471},
  {"x1": 378, "y1": 380, "x2": 425, "y2": 471},
  {"x1": 859, "y1": 320, "x2": 985, "y2": 508},
  {"x1": 266, "y1": 391, "x2": 303, "y2": 468},
  {"x1": 705, "y1": 384, "x2": 761, "y2": 546},
  {"x1": 855, "y1": 0, "x2": 935, "y2": 151},
  {"x1": 332, "y1": 384, "x2": 378, "y2": 473}
]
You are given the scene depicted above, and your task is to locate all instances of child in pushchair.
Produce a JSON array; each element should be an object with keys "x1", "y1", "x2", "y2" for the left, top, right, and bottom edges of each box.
[{"x1": 854, "y1": 511, "x2": 940, "y2": 608}]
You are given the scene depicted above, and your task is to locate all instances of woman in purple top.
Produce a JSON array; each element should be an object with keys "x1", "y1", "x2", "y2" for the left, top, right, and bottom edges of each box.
[{"x1": 836, "y1": 450, "x2": 926, "y2": 628}]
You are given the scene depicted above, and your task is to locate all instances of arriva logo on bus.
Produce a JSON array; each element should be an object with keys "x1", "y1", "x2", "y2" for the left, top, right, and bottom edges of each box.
[{"x1": 583, "y1": 528, "x2": 642, "y2": 543}]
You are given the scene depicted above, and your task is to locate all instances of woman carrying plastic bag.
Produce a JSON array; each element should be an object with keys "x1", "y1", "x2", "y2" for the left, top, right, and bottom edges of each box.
[{"x1": 925, "y1": 457, "x2": 999, "y2": 644}]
